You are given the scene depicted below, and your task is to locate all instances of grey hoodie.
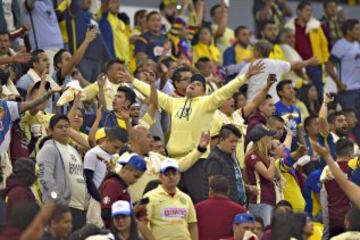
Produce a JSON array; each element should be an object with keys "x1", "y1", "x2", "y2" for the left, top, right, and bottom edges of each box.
[{"x1": 37, "y1": 139, "x2": 71, "y2": 204}]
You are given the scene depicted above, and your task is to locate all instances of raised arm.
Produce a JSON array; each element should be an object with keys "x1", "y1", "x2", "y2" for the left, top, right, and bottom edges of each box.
[
  {"x1": 242, "y1": 74, "x2": 275, "y2": 118},
  {"x1": 291, "y1": 56, "x2": 319, "y2": 71},
  {"x1": 146, "y1": 73, "x2": 159, "y2": 121},
  {"x1": 88, "y1": 106, "x2": 103, "y2": 148},
  {"x1": 0, "y1": 49, "x2": 31, "y2": 65},
  {"x1": 325, "y1": 60, "x2": 347, "y2": 92},
  {"x1": 319, "y1": 93, "x2": 332, "y2": 135}
]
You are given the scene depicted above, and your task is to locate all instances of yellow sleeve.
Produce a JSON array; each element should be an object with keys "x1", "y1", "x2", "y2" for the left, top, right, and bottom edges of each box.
[
  {"x1": 210, "y1": 112, "x2": 222, "y2": 137},
  {"x1": 173, "y1": 148, "x2": 202, "y2": 172},
  {"x1": 140, "y1": 112, "x2": 155, "y2": 127},
  {"x1": 132, "y1": 78, "x2": 175, "y2": 114},
  {"x1": 203, "y1": 74, "x2": 247, "y2": 111},
  {"x1": 187, "y1": 196, "x2": 197, "y2": 223},
  {"x1": 319, "y1": 28, "x2": 330, "y2": 63},
  {"x1": 82, "y1": 83, "x2": 99, "y2": 101}
]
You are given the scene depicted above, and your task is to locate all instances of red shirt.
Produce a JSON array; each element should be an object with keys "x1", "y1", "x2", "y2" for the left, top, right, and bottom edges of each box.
[
  {"x1": 195, "y1": 196, "x2": 246, "y2": 240},
  {"x1": 100, "y1": 173, "x2": 130, "y2": 228},
  {"x1": 294, "y1": 20, "x2": 314, "y2": 60},
  {"x1": 245, "y1": 152, "x2": 276, "y2": 206},
  {"x1": 325, "y1": 161, "x2": 351, "y2": 229}
]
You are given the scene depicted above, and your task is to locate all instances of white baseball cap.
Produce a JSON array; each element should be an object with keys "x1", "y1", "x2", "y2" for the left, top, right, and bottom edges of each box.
[
  {"x1": 111, "y1": 200, "x2": 131, "y2": 217},
  {"x1": 160, "y1": 159, "x2": 179, "y2": 173}
]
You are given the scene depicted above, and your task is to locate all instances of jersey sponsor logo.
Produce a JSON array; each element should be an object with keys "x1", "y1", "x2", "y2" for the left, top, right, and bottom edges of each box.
[{"x1": 161, "y1": 208, "x2": 188, "y2": 218}]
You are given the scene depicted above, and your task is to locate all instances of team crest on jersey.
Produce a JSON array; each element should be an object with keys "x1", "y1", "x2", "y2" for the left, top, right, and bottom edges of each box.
[{"x1": 179, "y1": 197, "x2": 187, "y2": 205}]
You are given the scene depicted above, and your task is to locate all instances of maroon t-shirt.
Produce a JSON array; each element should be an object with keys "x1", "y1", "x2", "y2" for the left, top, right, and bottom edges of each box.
[
  {"x1": 245, "y1": 152, "x2": 276, "y2": 206},
  {"x1": 325, "y1": 161, "x2": 351, "y2": 229},
  {"x1": 295, "y1": 20, "x2": 314, "y2": 60},
  {"x1": 195, "y1": 196, "x2": 246, "y2": 240}
]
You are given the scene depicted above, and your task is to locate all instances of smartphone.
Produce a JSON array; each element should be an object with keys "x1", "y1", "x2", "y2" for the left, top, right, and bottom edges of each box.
[{"x1": 133, "y1": 197, "x2": 150, "y2": 206}]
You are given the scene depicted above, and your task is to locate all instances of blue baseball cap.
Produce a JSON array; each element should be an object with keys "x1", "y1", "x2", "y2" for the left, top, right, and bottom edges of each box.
[
  {"x1": 111, "y1": 200, "x2": 131, "y2": 217},
  {"x1": 233, "y1": 213, "x2": 256, "y2": 225},
  {"x1": 118, "y1": 153, "x2": 147, "y2": 173}
]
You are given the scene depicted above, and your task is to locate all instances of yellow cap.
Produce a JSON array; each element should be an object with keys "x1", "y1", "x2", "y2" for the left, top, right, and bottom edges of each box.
[
  {"x1": 163, "y1": 0, "x2": 177, "y2": 6},
  {"x1": 95, "y1": 128, "x2": 106, "y2": 141}
]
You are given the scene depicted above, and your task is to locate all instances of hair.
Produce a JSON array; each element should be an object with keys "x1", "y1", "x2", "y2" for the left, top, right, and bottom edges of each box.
[
  {"x1": 341, "y1": 19, "x2": 360, "y2": 36},
  {"x1": 195, "y1": 57, "x2": 212, "y2": 70},
  {"x1": 270, "y1": 213, "x2": 294, "y2": 240},
  {"x1": 260, "y1": 19, "x2": 276, "y2": 33},
  {"x1": 327, "y1": 111, "x2": 345, "y2": 124},
  {"x1": 49, "y1": 204, "x2": 71, "y2": 224},
  {"x1": 276, "y1": 200, "x2": 293, "y2": 210},
  {"x1": 153, "y1": 136, "x2": 162, "y2": 142},
  {"x1": 210, "y1": 4, "x2": 221, "y2": 17},
  {"x1": 30, "y1": 49, "x2": 45, "y2": 67},
  {"x1": 117, "y1": 86, "x2": 136, "y2": 105},
  {"x1": 335, "y1": 137, "x2": 354, "y2": 157},
  {"x1": 106, "y1": 127, "x2": 129, "y2": 143},
  {"x1": 105, "y1": 58, "x2": 125, "y2": 72},
  {"x1": 343, "y1": 108, "x2": 356, "y2": 115},
  {"x1": 266, "y1": 116, "x2": 285, "y2": 128},
  {"x1": 297, "y1": 0, "x2": 312, "y2": 11},
  {"x1": 53, "y1": 49, "x2": 68, "y2": 70},
  {"x1": 159, "y1": 56, "x2": 175, "y2": 69},
  {"x1": 49, "y1": 114, "x2": 70, "y2": 129},
  {"x1": 234, "y1": 25, "x2": 248, "y2": 37},
  {"x1": 346, "y1": 206, "x2": 360, "y2": 231},
  {"x1": 276, "y1": 80, "x2": 292, "y2": 97},
  {"x1": 323, "y1": 0, "x2": 337, "y2": 9},
  {"x1": 143, "y1": 180, "x2": 161, "y2": 195},
  {"x1": 209, "y1": 175, "x2": 230, "y2": 195},
  {"x1": 254, "y1": 216, "x2": 264, "y2": 230},
  {"x1": 134, "y1": 9, "x2": 147, "y2": 26},
  {"x1": 253, "y1": 40, "x2": 273, "y2": 58},
  {"x1": 12, "y1": 158, "x2": 36, "y2": 186},
  {"x1": 172, "y1": 65, "x2": 192, "y2": 82},
  {"x1": 304, "y1": 115, "x2": 318, "y2": 130},
  {"x1": 296, "y1": 84, "x2": 320, "y2": 116},
  {"x1": 291, "y1": 213, "x2": 308, "y2": 240},
  {"x1": 118, "y1": 12, "x2": 130, "y2": 25},
  {"x1": 218, "y1": 124, "x2": 242, "y2": 140},
  {"x1": 248, "y1": 136, "x2": 270, "y2": 166},
  {"x1": 146, "y1": 11, "x2": 160, "y2": 22}
]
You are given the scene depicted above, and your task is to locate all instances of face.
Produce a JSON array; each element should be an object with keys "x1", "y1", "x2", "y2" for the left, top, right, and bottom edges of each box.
[
  {"x1": 50, "y1": 119, "x2": 70, "y2": 144},
  {"x1": 298, "y1": 5, "x2": 312, "y2": 23},
  {"x1": 113, "y1": 215, "x2": 131, "y2": 232},
  {"x1": 136, "y1": 127, "x2": 154, "y2": 154},
  {"x1": 199, "y1": 28, "x2": 212, "y2": 45},
  {"x1": 262, "y1": 23, "x2": 278, "y2": 43},
  {"x1": 51, "y1": 212, "x2": 72, "y2": 238},
  {"x1": 122, "y1": 166, "x2": 143, "y2": 185},
  {"x1": 220, "y1": 98, "x2": 235, "y2": 116},
  {"x1": 334, "y1": 115, "x2": 349, "y2": 136},
  {"x1": 104, "y1": 139, "x2": 124, "y2": 154},
  {"x1": 308, "y1": 85, "x2": 318, "y2": 102},
  {"x1": 269, "y1": 120, "x2": 285, "y2": 139},
  {"x1": 186, "y1": 81, "x2": 205, "y2": 98},
  {"x1": 253, "y1": 221, "x2": 263, "y2": 238},
  {"x1": 270, "y1": 139, "x2": 286, "y2": 158},
  {"x1": 279, "y1": 84, "x2": 295, "y2": 101},
  {"x1": 259, "y1": 98, "x2": 275, "y2": 118},
  {"x1": 325, "y1": 1, "x2": 337, "y2": 17},
  {"x1": 152, "y1": 140, "x2": 166, "y2": 156},
  {"x1": 147, "y1": 13, "x2": 162, "y2": 33},
  {"x1": 345, "y1": 112, "x2": 358, "y2": 129},
  {"x1": 109, "y1": 0, "x2": 120, "y2": 14},
  {"x1": 0, "y1": 34, "x2": 10, "y2": 55},
  {"x1": 71, "y1": 109, "x2": 84, "y2": 130},
  {"x1": 160, "y1": 168, "x2": 181, "y2": 189},
  {"x1": 233, "y1": 223, "x2": 255, "y2": 240},
  {"x1": 236, "y1": 94, "x2": 247, "y2": 109},
  {"x1": 212, "y1": 6, "x2": 224, "y2": 24},
  {"x1": 58, "y1": 51, "x2": 72, "y2": 70},
  {"x1": 164, "y1": 4, "x2": 177, "y2": 18},
  {"x1": 81, "y1": 0, "x2": 91, "y2": 10},
  {"x1": 174, "y1": 71, "x2": 191, "y2": 93},
  {"x1": 130, "y1": 105, "x2": 141, "y2": 118},
  {"x1": 107, "y1": 63, "x2": 126, "y2": 83},
  {"x1": 306, "y1": 118, "x2": 320, "y2": 136},
  {"x1": 281, "y1": 30, "x2": 295, "y2": 47},
  {"x1": 34, "y1": 52, "x2": 50, "y2": 74},
  {"x1": 237, "y1": 28, "x2": 251, "y2": 46},
  {"x1": 197, "y1": 62, "x2": 213, "y2": 77},
  {"x1": 218, "y1": 134, "x2": 239, "y2": 154},
  {"x1": 112, "y1": 91, "x2": 130, "y2": 111},
  {"x1": 276, "y1": 205, "x2": 293, "y2": 214},
  {"x1": 348, "y1": 23, "x2": 360, "y2": 41}
]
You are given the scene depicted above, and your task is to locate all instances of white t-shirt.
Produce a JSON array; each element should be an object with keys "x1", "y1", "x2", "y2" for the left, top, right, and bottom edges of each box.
[
  {"x1": 2, "y1": 0, "x2": 15, "y2": 31},
  {"x1": 84, "y1": 145, "x2": 113, "y2": 189},
  {"x1": 55, "y1": 142, "x2": 87, "y2": 210},
  {"x1": 0, "y1": 100, "x2": 20, "y2": 154},
  {"x1": 239, "y1": 58, "x2": 291, "y2": 102}
]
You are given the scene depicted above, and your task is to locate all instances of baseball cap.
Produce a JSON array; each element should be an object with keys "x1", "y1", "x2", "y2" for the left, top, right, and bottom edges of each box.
[
  {"x1": 233, "y1": 213, "x2": 255, "y2": 225},
  {"x1": 111, "y1": 200, "x2": 131, "y2": 217},
  {"x1": 163, "y1": 0, "x2": 177, "y2": 6},
  {"x1": 160, "y1": 159, "x2": 179, "y2": 173},
  {"x1": 118, "y1": 153, "x2": 147, "y2": 173},
  {"x1": 249, "y1": 124, "x2": 276, "y2": 142},
  {"x1": 95, "y1": 128, "x2": 106, "y2": 141},
  {"x1": 190, "y1": 74, "x2": 206, "y2": 89}
]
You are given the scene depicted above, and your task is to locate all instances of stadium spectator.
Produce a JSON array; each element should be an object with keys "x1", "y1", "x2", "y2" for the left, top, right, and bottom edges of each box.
[{"x1": 40, "y1": 205, "x2": 72, "y2": 240}]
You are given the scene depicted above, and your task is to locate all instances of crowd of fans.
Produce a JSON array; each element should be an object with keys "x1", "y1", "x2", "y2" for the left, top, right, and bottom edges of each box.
[{"x1": 0, "y1": 0, "x2": 360, "y2": 239}]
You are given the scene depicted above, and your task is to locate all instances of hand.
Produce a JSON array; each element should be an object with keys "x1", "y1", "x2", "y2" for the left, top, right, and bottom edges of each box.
[
  {"x1": 247, "y1": 185, "x2": 259, "y2": 196},
  {"x1": 95, "y1": 105, "x2": 103, "y2": 121},
  {"x1": 117, "y1": 106, "x2": 130, "y2": 120},
  {"x1": 12, "y1": 49, "x2": 31, "y2": 63},
  {"x1": 97, "y1": 73, "x2": 106, "y2": 88},
  {"x1": 307, "y1": 56, "x2": 320, "y2": 66},
  {"x1": 199, "y1": 131, "x2": 211, "y2": 148},
  {"x1": 105, "y1": 160, "x2": 115, "y2": 172},
  {"x1": 50, "y1": 85, "x2": 63, "y2": 94},
  {"x1": 245, "y1": 60, "x2": 265, "y2": 79},
  {"x1": 323, "y1": 93, "x2": 334, "y2": 104},
  {"x1": 297, "y1": 143, "x2": 307, "y2": 154},
  {"x1": 336, "y1": 82, "x2": 347, "y2": 92},
  {"x1": 312, "y1": 142, "x2": 331, "y2": 159},
  {"x1": 40, "y1": 70, "x2": 48, "y2": 88},
  {"x1": 144, "y1": 71, "x2": 156, "y2": 84},
  {"x1": 162, "y1": 39, "x2": 171, "y2": 55},
  {"x1": 118, "y1": 69, "x2": 134, "y2": 83},
  {"x1": 84, "y1": 29, "x2": 96, "y2": 44},
  {"x1": 23, "y1": 22, "x2": 31, "y2": 31},
  {"x1": 284, "y1": 126, "x2": 293, "y2": 137},
  {"x1": 266, "y1": 74, "x2": 277, "y2": 87}
]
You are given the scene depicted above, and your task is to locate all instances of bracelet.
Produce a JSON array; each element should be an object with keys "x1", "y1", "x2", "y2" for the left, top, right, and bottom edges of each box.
[{"x1": 197, "y1": 145, "x2": 207, "y2": 153}]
